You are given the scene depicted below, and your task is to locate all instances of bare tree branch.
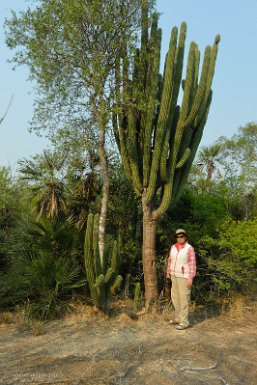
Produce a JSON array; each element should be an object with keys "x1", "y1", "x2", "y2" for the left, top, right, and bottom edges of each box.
[{"x1": 0, "y1": 95, "x2": 14, "y2": 125}]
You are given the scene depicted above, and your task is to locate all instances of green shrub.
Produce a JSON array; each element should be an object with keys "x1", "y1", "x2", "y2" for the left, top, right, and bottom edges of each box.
[
  {"x1": 0, "y1": 217, "x2": 84, "y2": 320},
  {"x1": 198, "y1": 218, "x2": 257, "y2": 298}
]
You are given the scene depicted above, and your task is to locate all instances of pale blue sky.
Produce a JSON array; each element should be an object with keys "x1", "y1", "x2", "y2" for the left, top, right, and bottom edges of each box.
[{"x1": 1, "y1": 0, "x2": 257, "y2": 171}]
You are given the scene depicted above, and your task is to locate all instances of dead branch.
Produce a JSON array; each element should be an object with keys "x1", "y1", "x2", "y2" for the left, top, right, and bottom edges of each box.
[
  {"x1": 180, "y1": 361, "x2": 218, "y2": 372},
  {"x1": 0, "y1": 95, "x2": 14, "y2": 125}
]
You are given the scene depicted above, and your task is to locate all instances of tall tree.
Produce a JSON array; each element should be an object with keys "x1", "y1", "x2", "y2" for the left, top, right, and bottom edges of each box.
[
  {"x1": 218, "y1": 122, "x2": 257, "y2": 188},
  {"x1": 5, "y1": 0, "x2": 150, "y2": 262},
  {"x1": 214, "y1": 123, "x2": 257, "y2": 219},
  {"x1": 113, "y1": 4, "x2": 220, "y2": 310}
]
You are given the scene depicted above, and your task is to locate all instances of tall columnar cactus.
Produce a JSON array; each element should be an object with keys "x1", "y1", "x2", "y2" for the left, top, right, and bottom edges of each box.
[
  {"x1": 84, "y1": 213, "x2": 122, "y2": 313},
  {"x1": 113, "y1": 5, "x2": 220, "y2": 310}
]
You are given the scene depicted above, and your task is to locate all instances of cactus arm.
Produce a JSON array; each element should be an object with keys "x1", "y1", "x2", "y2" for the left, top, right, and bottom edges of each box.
[
  {"x1": 110, "y1": 240, "x2": 119, "y2": 274},
  {"x1": 160, "y1": 105, "x2": 181, "y2": 183},
  {"x1": 140, "y1": 0, "x2": 149, "y2": 88},
  {"x1": 121, "y1": 45, "x2": 143, "y2": 195},
  {"x1": 146, "y1": 23, "x2": 186, "y2": 203},
  {"x1": 159, "y1": 28, "x2": 179, "y2": 182},
  {"x1": 84, "y1": 213, "x2": 95, "y2": 282},
  {"x1": 174, "y1": 91, "x2": 212, "y2": 205},
  {"x1": 95, "y1": 274, "x2": 107, "y2": 311},
  {"x1": 194, "y1": 35, "x2": 220, "y2": 127},
  {"x1": 114, "y1": 56, "x2": 133, "y2": 184},
  {"x1": 142, "y1": 17, "x2": 162, "y2": 187},
  {"x1": 105, "y1": 268, "x2": 116, "y2": 286},
  {"x1": 95, "y1": 274, "x2": 105, "y2": 288},
  {"x1": 115, "y1": 48, "x2": 143, "y2": 195},
  {"x1": 119, "y1": 121, "x2": 134, "y2": 184},
  {"x1": 176, "y1": 148, "x2": 191, "y2": 169},
  {"x1": 127, "y1": 109, "x2": 143, "y2": 194},
  {"x1": 125, "y1": 57, "x2": 143, "y2": 194},
  {"x1": 179, "y1": 42, "x2": 199, "y2": 122},
  {"x1": 193, "y1": 47, "x2": 200, "y2": 98},
  {"x1": 152, "y1": 180, "x2": 173, "y2": 219},
  {"x1": 158, "y1": 24, "x2": 186, "y2": 185},
  {"x1": 183, "y1": 45, "x2": 211, "y2": 127},
  {"x1": 111, "y1": 275, "x2": 123, "y2": 295}
]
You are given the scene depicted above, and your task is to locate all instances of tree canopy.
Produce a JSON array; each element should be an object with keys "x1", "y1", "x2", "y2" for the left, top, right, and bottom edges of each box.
[{"x1": 5, "y1": 0, "x2": 153, "y2": 139}]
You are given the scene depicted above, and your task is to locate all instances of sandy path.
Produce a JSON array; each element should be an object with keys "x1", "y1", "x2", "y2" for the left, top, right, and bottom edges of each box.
[{"x1": 1, "y1": 304, "x2": 257, "y2": 385}]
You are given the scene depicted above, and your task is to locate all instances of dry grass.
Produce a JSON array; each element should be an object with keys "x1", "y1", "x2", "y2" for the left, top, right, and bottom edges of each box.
[
  {"x1": 1, "y1": 300, "x2": 257, "y2": 385},
  {"x1": 160, "y1": 300, "x2": 175, "y2": 322},
  {"x1": 227, "y1": 294, "x2": 245, "y2": 320},
  {"x1": 31, "y1": 321, "x2": 44, "y2": 336},
  {"x1": 0, "y1": 311, "x2": 13, "y2": 324},
  {"x1": 0, "y1": 309, "x2": 45, "y2": 336}
]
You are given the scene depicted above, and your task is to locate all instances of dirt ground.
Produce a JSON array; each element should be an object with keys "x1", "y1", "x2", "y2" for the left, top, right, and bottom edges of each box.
[{"x1": 1, "y1": 300, "x2": 257, "y2": 385}]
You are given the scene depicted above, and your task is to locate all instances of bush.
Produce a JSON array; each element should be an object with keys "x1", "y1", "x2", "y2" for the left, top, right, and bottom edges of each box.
[
  {"x1": 0, "y1": 217, "x2": 85, "y2": 320},
  {"x1": 198, "y1": 218, "x2": 257, "y2": 299}
]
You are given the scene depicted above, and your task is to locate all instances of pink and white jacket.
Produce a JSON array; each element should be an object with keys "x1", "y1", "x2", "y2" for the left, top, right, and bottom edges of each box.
[{"x1": 167, "y1": 242, "x2": 196, "y2": 280}]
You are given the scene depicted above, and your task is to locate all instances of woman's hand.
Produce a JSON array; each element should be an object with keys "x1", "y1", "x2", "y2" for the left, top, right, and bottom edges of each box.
[{"x1": 186, "y1": 279, "x2": 193, "y2": 288}]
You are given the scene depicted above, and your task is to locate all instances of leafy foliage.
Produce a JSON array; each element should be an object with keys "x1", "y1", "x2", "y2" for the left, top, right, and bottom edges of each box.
[
  {"x1": 0, "y1": 217, "x2": 84, "y2": 320},
  {"x1": 0, "y1": 167, "x2": 23, "y2": 271},
  {"x1": 18, "y1": 151, "x2": 68, "y2": 219},
  {"x1": 5, "y1": 0, "x2": 151, "y2": 139},
  {"x1": 198, "y1": 218, "x2": 257, "y2": 297},
  {"x1": 218, "y1": 123, "x2": 257, "y2": 187}
]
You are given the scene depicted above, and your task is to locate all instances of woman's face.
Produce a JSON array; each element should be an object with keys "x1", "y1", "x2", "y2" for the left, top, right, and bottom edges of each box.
[{"x1": 176, "y1": 233, "x2": 186, "y2": 244}]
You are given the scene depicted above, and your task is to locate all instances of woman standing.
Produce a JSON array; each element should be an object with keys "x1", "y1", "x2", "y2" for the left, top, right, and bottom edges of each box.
[{"x1": 166, "y1": 229, "x2": 196, "y2": 330}]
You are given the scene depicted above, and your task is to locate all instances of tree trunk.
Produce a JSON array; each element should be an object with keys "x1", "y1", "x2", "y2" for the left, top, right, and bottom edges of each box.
[
  {"x1": 206, "y1": 159, "x2": 214, "y2": 192},
  {"x1": 142, "y1": 197, "x2": 159, "y2": 312},
  {"x1": 96, "y1": 96, "x2": 109, "y2": 267}
]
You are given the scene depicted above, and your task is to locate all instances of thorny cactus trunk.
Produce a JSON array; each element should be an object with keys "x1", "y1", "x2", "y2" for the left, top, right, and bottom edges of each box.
[
  {"x1": 84, "y1": 213, "x2": 122, "y2": 313},
  {"x1": 113, "y1": 2, "x2": 220, "y2": 311},
  {"x1": 142, "y1": 195, "x2": 159, "y2": 310}
]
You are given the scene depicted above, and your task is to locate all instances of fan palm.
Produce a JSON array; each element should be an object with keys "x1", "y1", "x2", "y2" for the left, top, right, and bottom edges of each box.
[
  {"x1": 197, "y1": 144, "x2": 223, "y2": 191},
  {"x1": 18, "y1": 150, "x2": 67, "y2": 219}
]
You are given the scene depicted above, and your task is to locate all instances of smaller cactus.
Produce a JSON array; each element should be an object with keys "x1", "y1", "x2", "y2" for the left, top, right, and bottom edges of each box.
[
  {"x1": 84, "y1": 213, "x2": 122, "y2": 313},
  {"x1": 133, "y1": 281, "x2": 142, "y2": 311},
  {"x1": 124, "y1": 273, "x2": 132, "y2": 297}
]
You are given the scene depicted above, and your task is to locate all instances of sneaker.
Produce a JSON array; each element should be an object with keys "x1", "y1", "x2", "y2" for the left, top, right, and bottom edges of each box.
[
  {"x1": 168, "y1": 319, "x2": 180, "y2": 325},
  {"x1": 176, "y1": 323, "x2": 189, "y2": 330}
]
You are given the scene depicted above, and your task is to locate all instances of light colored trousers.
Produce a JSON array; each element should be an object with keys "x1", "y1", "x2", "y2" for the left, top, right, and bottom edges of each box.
[{"x1": 171, "y1": 276, "x2": 191, "y2": 326}]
